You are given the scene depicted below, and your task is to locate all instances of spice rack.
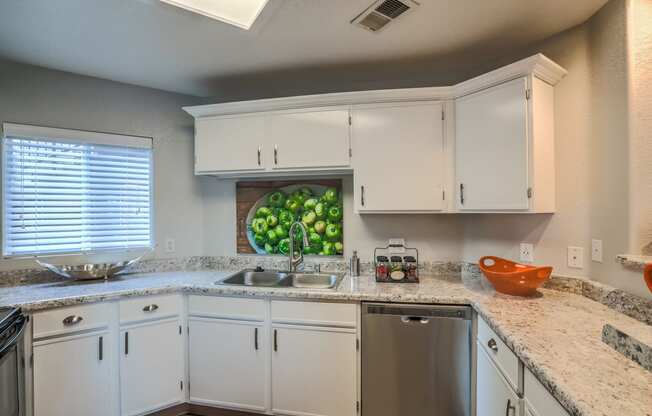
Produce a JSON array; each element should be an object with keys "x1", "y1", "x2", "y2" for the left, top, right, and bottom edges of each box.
[{"x1": 374, "y1": 244, "x2": 419, "y2": 283}]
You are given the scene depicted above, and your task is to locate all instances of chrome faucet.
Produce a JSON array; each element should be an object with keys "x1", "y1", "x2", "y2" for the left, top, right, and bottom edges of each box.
[{"x1": 288, "y1": 221, "x2": 310, "y2": 272}]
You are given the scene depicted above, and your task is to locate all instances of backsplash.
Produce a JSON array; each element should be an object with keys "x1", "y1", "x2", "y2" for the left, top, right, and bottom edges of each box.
[{"x1": 1, "y1": 255, "x2": 649, "y2": 325}]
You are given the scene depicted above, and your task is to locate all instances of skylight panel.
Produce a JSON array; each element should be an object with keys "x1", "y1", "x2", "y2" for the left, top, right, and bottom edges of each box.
[{"x1": 160, "y1": 0, "x2": 269, "y2": 30}]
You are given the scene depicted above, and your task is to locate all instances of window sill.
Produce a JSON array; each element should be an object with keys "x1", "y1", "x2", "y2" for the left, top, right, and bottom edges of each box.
[{"x1": 616, "y1": 254, "x2": 651, "y2": 271}]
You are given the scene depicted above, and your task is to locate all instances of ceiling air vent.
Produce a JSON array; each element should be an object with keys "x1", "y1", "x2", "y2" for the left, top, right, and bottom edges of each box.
[{"x1": 352, "y1": 0, "x2": 419, "y2": 33}]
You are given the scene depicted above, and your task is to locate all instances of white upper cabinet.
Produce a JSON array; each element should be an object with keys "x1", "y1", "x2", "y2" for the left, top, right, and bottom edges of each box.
[
  {"x1": 195, "y1": 113, "x2": 266, "y2": 174},
  {"x1": 351, "y1": 102, "x2": 446, "y2": 213},
  {"x1": 455, "y1": 75, "x2": 557, "y2": 212},
  {"x1": 185, "y1": 54, "x2": 566, "y2": 213},
  {"x1": 455, "y1": 78, "x2": 529, "y2": 211},
  {"x1": 268, "y1": 107, "x2": 351, "y2": 170}
]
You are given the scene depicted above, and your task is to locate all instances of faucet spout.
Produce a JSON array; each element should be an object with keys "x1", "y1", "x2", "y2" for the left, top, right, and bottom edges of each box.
[{"x1": 288, "y1": 221, "x2": 310, "y2": 272}]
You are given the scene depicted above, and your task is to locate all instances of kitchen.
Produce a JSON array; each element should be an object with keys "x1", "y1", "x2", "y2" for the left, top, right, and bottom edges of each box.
[{"x1": 0, "y1": 1, "x2": 651, "y2": 416}]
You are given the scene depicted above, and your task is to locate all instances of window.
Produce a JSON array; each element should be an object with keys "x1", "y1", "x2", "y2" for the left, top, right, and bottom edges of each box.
[{"x1": 2, "y1": 123, "x2": 153, "y2": 256}]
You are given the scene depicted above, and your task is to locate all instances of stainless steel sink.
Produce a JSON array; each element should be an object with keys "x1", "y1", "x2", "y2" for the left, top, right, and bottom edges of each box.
[
  {"x1": 220, "y1": 270, "x2": 289, "y2": 287},
  {"x1": 218, "y1": 269, "x2": 343, "y2": 290},
  {"x1": 283, "y1": 273, "x2": 342, "y2": 289}
]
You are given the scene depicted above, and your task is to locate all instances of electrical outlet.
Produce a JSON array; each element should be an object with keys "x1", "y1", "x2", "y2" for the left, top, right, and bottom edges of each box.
[
  {"x1": 520, "y1": 243, "x2": 534, "y2": 263},
  {"x1": 591, "y1": 239, "x2": 603, "y2": 263},
  {"x1": 567, "y1": 246, "x2": 584, "y2": 269},
  {"x1": 388, "y1": 238, "x2": 406, "y2": 254},
  {"x1": 165, "y1": 238, "x2": 176, "y2": 253}
]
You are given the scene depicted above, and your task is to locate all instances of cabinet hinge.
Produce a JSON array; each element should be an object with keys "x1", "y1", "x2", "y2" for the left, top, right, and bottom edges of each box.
[
  {"x1": 357, "y1": 401, "x2": 360, "y2": 413},
  {"x1": 526, "y1": 89, "x2": 531, "y2": 100},
  {"x1": 527, "y1": 187, "x2": 533, "y2": 198}
]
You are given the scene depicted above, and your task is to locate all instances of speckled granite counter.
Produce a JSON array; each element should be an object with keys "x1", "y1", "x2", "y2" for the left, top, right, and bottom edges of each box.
[{"x1": 0, "y1": 271, "x2": 650, "y2": 416}]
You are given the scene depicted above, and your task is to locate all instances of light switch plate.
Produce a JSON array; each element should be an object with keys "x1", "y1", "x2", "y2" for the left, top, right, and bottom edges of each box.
[
  {"x1": 520, "y1": 243, "x2": 534, "y2": 263},
  {"x1": 591, "y1": 239, "x2": 603, "y2": 263},
  {"x1": 388, "y1": 238, "x2": 406, "y2": 254},
  {"x1": 568, "y1": 246, "x2": 584, "y2": 269}
]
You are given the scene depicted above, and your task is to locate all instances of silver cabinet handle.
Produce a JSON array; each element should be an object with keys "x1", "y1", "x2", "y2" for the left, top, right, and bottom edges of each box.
[
  {"x1": 63, "y1": 315, "x2": 83, "y2": 326},
  {"x1": 273, "y1": 329, "x2": 278, "y2": 352},
  {"x1": 142, "y1": 304, "x2": 159, "y2": 312},
  {"x1": 460, "y1": 183, "x2": 465, "y2": 205},
  {"x1": 98, "y1": 336, "x2": 103, "y2": 361},
  {"x1": 254, "y1": 327, "x2": 259, "y2": 351},
  {"x1": 488, "y1": 338, "x2": 498, "y2": 352},
  {"x1": 360, "y1": 186, "x2": 365, "y2": 207},
  {"x1": 257, "y1": 146, "x2": 262, "y2": 166},
  {"x1": 505, "y1": 399, "x2": 516, "y2": 416},
  {"x1": 125, "y1": 331, "x2": 129, "y2": 355},
  {"x1": 274, "y1": 145, "x2": 278, "y2": 165}
]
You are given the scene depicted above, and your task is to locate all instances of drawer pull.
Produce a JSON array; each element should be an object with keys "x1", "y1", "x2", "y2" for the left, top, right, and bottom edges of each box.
[
  {"x1": 62, "y1": 315, "x2": 83, "y2": 326},
  {"x1": 142, "y1": 304, "x2": 159, "y2": 312},
  {"x1": 488, "y1": 338, "x2": 498, "y2": 352}
]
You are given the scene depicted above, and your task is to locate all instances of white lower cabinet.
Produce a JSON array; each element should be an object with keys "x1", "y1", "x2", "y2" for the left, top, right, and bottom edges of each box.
[
  {"x1": 476, "y1": 342, "x2": 520, "y2": 416},
  {"x1": 188, "y1": 317, "x2": 267, "y2": 412},
  {"x1": 119, "y1": 319, "x2": 185, "y2": 415},
  {"x1": 33, "y1": 330, "x2": 115, "y2": 416},
  {"x1": 271, "y1": 325, "x2": 357, "y2": 416},
  {"x1": 523, "y1": 368, "x2": 570, "y2": 416}
]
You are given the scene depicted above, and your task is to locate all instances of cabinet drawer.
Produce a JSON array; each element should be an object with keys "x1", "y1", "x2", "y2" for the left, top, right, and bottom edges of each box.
[
  {"x1": 188, "y1": 295, "x2": 266, "y2": 321},
  {"x1": 477, "y1": 317, "x2": 519, "y2": 391},
  {"x1": 33, "y1": 303, "x2": 111, "y2": 339},
  {"x1": 119, "y1": 294, "x2": 181, "y2": 324},
  {"x1": 271, "y1": 300, "x2": 356, "y2": 328},
  {"x1": 524, "y1": 368, "x2": 570, "y2": 416}
]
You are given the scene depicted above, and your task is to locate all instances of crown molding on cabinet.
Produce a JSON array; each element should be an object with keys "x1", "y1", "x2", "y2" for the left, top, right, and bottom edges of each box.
[{"x1": 183, "y1": 53, "x2": 567, "y2": 118}]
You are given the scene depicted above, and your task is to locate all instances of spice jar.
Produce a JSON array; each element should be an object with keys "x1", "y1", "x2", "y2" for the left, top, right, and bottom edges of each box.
[
  {"x1": 375, "y1": 256, "x2": 389, "y2": 280},
  {"x1": 404, "y1": 256, "x2": 418, "y2": 279},
  {"x1": 390, "y1": 256, "x2": 405, "y2": 281}
]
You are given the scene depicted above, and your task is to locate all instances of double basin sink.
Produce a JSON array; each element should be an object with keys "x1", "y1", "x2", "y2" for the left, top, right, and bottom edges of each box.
[{"x1": 218, "y1": 269, "x2": 344, "y2": 290}]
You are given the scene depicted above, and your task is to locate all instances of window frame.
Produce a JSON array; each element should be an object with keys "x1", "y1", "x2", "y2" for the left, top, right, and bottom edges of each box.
[{"x1": 1, "y1": 122, "x2": 155, "y2": 258}]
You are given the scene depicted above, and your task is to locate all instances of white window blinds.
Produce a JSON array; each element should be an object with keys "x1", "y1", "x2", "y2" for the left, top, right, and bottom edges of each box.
[{"x1": 2, "y1": 123, "x2": 153, "y2": 256}]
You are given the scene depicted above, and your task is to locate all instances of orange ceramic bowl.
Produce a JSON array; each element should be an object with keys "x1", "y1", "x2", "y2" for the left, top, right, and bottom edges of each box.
[
  {"x1": 644, "y1": 264, "x2": 652, "y2": 293},
  {"x1": 478, "y1": 256, "x2": 552, "y2": 296}
]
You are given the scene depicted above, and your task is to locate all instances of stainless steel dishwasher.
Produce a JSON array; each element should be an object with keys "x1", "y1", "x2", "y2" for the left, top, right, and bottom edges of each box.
[{"x1": 362, "y1": 303, "x2": 472, "y2": 416}]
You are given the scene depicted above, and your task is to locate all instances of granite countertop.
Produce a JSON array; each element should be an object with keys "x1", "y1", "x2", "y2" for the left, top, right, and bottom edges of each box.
[{"x1": 0, "y1": 270, "x2": 650, "y2": 416}]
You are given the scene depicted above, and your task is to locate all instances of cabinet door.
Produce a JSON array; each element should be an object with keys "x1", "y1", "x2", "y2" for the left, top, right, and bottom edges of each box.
[
  {"x1": 33, "y1": 331, "x2": 114, "y2": 416},
  {"x1": 120, "y1": 319, "x2": 184, "y2": 415},
  {"x1": 272, "y1": 326, "x2": 356, "y2": 416},
  {"x1": 188, "y1": 318, "x2": 267, "y2": 412},
  {"x1": 455, "y1": 77, "x2": 530, "y2": 211},
  {"x1": 195, "y1": 114, "x2": 266, "y2": 173},
  {"x1": 476, "y1": 342, "x2": 520, "y2": 416},
  {"x1": 269, "y1": 108, "x2": 350, "y2": 170},
  {"x1": 352, "y1": 102, "x2": 445, "y2": 212}
]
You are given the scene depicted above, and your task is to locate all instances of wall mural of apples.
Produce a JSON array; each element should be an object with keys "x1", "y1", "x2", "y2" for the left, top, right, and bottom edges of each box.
[{"x1": 236, "y1": 180, "x2": 343, "y2": 256}]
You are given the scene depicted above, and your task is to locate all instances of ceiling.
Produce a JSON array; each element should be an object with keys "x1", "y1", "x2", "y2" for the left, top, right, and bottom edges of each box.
[{"x1": 0, "y1": 0, "x2": 608, "y2": 98}]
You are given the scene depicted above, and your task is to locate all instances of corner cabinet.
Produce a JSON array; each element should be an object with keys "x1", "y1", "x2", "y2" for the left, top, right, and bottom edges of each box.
[
  {"x1": 351, "y1": 102, "x2": 447, "y2": 213},
  {"x1": 455, "y1": 76, "x2": 556, "y2": 212}
]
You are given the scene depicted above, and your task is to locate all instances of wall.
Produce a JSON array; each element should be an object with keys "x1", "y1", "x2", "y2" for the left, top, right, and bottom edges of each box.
[
  {"x1": 627, "y1": 0, "x2": 652, "y2": 254},
  {"x1": 0, "y1": 59, "x2": 203, "y2": 270}
]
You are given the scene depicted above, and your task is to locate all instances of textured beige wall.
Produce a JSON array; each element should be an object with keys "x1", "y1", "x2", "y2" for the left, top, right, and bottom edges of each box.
[
  {"x1": 627, "y1": 0, "x2": 652, "y2": 254},
  {"x1": 0, "y1": 59, "x2": 204, "y2": 270}
]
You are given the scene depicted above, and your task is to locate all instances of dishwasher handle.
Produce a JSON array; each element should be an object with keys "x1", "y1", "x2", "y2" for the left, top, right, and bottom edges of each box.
[
  {"x1": 364, "y1": 303, "x2": 472, "y2": 320},
  {"x1": 400, "y1": 316, "x2": 430, "y2": 324}
]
